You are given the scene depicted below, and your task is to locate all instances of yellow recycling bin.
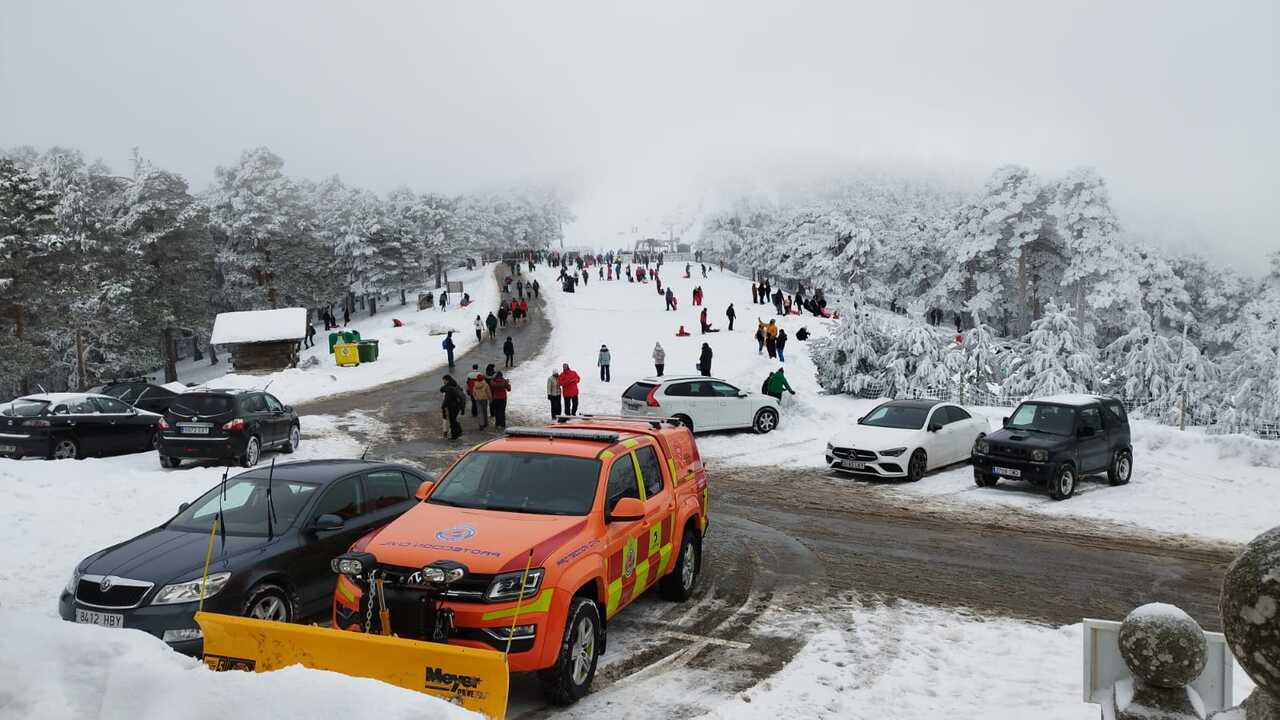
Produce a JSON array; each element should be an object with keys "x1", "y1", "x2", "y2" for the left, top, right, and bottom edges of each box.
[{"x1": 334, "y1": 343, "x2": 361, "y2": 367}]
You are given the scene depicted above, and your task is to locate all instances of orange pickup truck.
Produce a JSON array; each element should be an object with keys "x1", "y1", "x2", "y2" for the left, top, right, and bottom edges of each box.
[{"x1": 331, "y1": 417, "x2": 709, "y2": 705}]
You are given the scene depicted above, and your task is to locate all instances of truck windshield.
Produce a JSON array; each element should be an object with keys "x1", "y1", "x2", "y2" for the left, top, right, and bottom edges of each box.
[
  {"x1": 429, "y1": 452, "x2": 601, "y2": 516},
  {"x1": 1006, "y1": 403, "x2": 1076, "y2": 436}
]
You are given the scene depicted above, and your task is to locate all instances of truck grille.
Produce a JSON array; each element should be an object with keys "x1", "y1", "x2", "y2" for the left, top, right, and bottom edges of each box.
[
  {"x1": 991, "y1": 445, "x2": 1027, "y2": 460},
  {"x1": 377, "y1": 565, "x2": 493, "y2": 601},
  {"x1": 832, "y1": 447, "x2": 877, "y2": 461},
  {"x1": 76, "y1": 575, "x2": 154, "y2": 609}
]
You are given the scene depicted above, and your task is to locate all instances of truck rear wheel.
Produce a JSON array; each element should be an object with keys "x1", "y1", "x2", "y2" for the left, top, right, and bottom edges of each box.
[
  {"x1": 659, "y1": 528, "x2": 701, "y2": 601},
  {"x1": 539, "y1": 597, "x2": 600, "y2": 706}
]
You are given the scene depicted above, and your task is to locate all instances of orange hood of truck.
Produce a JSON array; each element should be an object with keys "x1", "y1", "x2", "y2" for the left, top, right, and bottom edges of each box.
[{"x1": 366, "y1": 502, "x2": 591, "y2": 575}]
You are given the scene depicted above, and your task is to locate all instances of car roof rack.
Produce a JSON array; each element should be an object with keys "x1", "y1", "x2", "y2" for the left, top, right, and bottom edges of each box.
[
  {"x1": 505, "y1": 426, "x2": 622, "y2": 443},
  {"x1": 554, "y1": 414, "x2": 684, "y2": 429}
]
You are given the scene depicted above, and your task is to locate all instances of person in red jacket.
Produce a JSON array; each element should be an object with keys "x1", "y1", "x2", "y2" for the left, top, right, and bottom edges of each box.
[
  {"x1": 489, "y1": 371, "x2": 511, "y2": 428},
  {"x1": 558, "y1": 363, "x2": 581, "y2": 415}
]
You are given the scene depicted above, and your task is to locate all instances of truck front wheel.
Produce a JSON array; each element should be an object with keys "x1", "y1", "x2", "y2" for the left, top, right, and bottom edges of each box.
[
  {"x1": 539, "y1": 597, "x2": 601, "y2": 706},
  {"x1": 659, "y1": 528, "x2": 702, "y2": 601}
]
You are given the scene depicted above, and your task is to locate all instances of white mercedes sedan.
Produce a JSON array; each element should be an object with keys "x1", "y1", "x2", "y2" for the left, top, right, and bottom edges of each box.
[{"x1": 826, "y1": 399, "x2": 990, "y2": 481}]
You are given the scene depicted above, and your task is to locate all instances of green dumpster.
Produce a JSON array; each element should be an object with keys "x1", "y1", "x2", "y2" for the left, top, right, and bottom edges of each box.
[
  {"x1": 357, "y1": 339, "x2": 379, "y2": 362},
  {"x1": 328, "y1": 332, "x2": 341, "y2": 353}
]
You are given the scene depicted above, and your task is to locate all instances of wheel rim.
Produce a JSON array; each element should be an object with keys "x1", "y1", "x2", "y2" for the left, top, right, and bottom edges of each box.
[
  {"x1": 54, "y1": 440, "x2": 76, "y2": 459},
  {"x1": 246, "y1": 439, "x2": 260, "y2": 465},
  {"x1": 1060, "y1": 469, "x2": 1074, "y2": 495},
  {"x1": 290, "y1": 427, "x2": 300, "y2": 447},
  {"x1": 681, "y1": 541, "x2": 697, "y2": 590},
  {"x1": 571, "y1": 616, "x2": 595, "y2": 685},
  {"x1": 250, "y1": 595, "x2": 287, "y2": 621},
  {"x1": 1117, "y1": 454, "x2": 1130, "y2": 480},
  {"x1": 757, "y1": 411, "x2": 776, "y2": 432}
]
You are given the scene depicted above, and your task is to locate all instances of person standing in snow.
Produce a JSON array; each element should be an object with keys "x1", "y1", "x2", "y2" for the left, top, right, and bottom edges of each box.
[
  {"x1": 485, "y1": 312, "x2": 499, "y2": 340},
  {"x1": 726, "y1": 303, "x2": 736, "y2": 331},
  {"x1": 503, "y1": 336, "x2": 515, "y2": 368},
  {"x1": 474, "y1": 315, "x2": 483, "y2": 343},
  {"x1": 472, "y1": 373, "x2": 492, "y2": 429},
  {"x1": 547, "y1": 370, "x2": 563, "y2": 418},
  {"x1": 652, "y1": 342, "x2": 665, "y2": 376},
  {"x1": 343, "y1": 306, "x2": 350, "y2": 326},
  {"x1": 489, "y1": 372, "x2": 511, "y2": 428},
  {"x1": 305, "y1": 321, "x2": 316, "y2": 349},
  {"x1": 440, "y1": 375, "x2": 466, "y2": 440},
  {"x1": 498, "y1": 304, "x2": 509, "y2": 328},
  {"x1": 558, "y1": 364, "x2": 581, "y2": 415},
  {"x1": 755, "y1": 320, "x2": 766, "y2": 354},
  {"x1": 699, "y1": 343, "x2": 713, "y2": 377},
  {"x1": 765, "y1": 320, "x2": 779, "y2": 359},
  {"x1": 777, "y1": 328, "x2": 789, "y2": 362},
  {"x1": 665, "y1": 287, "x2": 677, "y2": 311},
  {"x1": 597, "y1": 345, "x2": 612, "y2": 382},
  {"x1": 532, "y1": 279, "x2": 541, "y2": 298},
  {"x1": 763, "y1": 368, "x2": 796, "y2": 401},
  {"x1": 466, "y1": 364, "x2": 482, "y2": 417},
  {"x1": 442, "y1": 331, "x2": 456, "y2": 368},
  {"x1": 751, "y1": 283, "x2": 759, "y2": 304}
]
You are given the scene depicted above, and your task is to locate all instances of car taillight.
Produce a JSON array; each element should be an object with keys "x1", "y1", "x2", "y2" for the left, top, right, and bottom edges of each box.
[
  {"x1": 158, "y1": 418, "x2": 171, "y2": 430},
  {"x1": 22, "y1": 419, "x2": 50, "y2": 427},
  {"x1": 645, "y1": 386, "x2": 660, "y2": 407},
  {"x1": 222, "y1": 418, "x2": 246, "y2": 432}
]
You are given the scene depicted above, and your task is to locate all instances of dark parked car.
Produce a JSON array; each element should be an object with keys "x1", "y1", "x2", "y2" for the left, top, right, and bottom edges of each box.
[
  {"x1": 98, "y1": 381, "x2": 181, "y2": 415},
  {"x1": 0, "y1": 393, "x2": 162, "y2": 460},
  {"x1": 59, "y1": 459, "x2": 430, "y2": 655},
  {"x1": 971, "y1": 394, "x2": 1133, "y2": 500},
  {"x1": 157, "y1": 389, "x2": 299, "y2": 468}
]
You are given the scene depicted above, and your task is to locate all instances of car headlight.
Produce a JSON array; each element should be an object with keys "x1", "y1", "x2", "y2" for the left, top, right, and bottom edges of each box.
[
  {"x1": 151, "y1": 572, "x2": 232, "y2": 605},
  {"x1": 65, "y1": 568, "x2": 82, "y2": 595},
  {"x1": 975, "y1": 440, "x2": 989, "y2": 455},
  {"x1": 485, "y1": 568, "x2": 544, "y2": 602},
  {"x1": 879, "y1": 447, "x2": 907, "y2": 457},
  {"x1": 1031, "y1": 449, "x2": 1048, "y2": 462}
]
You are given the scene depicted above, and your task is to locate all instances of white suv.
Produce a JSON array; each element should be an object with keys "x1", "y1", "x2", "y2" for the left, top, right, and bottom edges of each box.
[{"x1": 620, "y1": 376, "x2": 781, "y2": 434}]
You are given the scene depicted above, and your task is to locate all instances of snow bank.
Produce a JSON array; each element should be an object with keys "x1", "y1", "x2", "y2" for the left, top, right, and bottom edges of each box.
[
  {"x1": 194, "y1": 264, "x2": 499, "y2": 406},
  {"x1": 210, "y1": 307, "x2": 307, "y2": 345},
  {"x1": 510, "y1": 264, "x2": 1279, "y2": 545},
  {"x1": 0, "y1": 611, "x2": 477, "y2": 720}
]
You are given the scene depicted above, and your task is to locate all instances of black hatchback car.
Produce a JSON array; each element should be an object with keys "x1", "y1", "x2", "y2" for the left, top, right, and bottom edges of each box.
[
  {"x1": 157, "y1": 389, "x2": 300, "y2": 468},
  {"x1": 0, "y1": 393, "x2": 162, "y2": 460},
  {"x1": 971, "y1": 394, "x2": 1133, "y2": 500},
  {"x1": 59, "y1": 459, "x2": 431, "y2": 655}
]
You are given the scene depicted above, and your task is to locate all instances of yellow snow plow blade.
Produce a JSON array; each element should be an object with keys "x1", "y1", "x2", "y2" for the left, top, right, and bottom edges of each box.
[{"x1": 195, "y1": 611, "x2": 509, "y2": 719}]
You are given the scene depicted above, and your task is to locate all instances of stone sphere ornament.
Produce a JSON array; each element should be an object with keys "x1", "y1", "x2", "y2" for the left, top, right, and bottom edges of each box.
[
  {"x1": 1219, "y1": 525, "x2": 1280, "y2": 696},
  {"x1": 1119, "y1": 602, "x2": 1208, "y2": 689}
]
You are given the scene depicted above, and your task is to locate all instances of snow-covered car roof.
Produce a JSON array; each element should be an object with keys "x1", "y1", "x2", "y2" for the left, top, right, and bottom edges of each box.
[
  {"x1": 16, "y1": 392, "x2": 108, "y2": 403},
  {"x1": 639, "y1": 375, "x2": 723, "y2": 384},
  {"x1": 210, "y1": 307, "x2": 307, "y2": 345},
  {"x1": 1031, "y1": 394, "x2": 1105, "y2": 407}
]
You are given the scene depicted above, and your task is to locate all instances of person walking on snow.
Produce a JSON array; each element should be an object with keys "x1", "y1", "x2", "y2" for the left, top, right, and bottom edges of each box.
[
  {"x1": 442, "y1": 331, "x2": 456, "y2": 368},
  {"x1": 474, "y1": 315, "x2": 483, "y2": 343},
  {"x1": 765, "y1": 320, "x2": 779, "y2": 358},
  {"x1": 763, "y1": 368, "x2": 796, "y2": 401},
  {"x1": 503, "y1": 336, "x2": 515, "y2": 368},
  {"x1": 597, "y1": 345, "x2": 612, "y2": 382},
  {"x1": 652, "y1": 342, "x2": 666, "y2": 376},
  {"x1": 755, "y1": 320, "x2": 766, "y2": 354},
  {"x1": 777, "y1": 328, "x2": 789, "y2": 362},
  {"x1": 699, "y1": 343, "x2": 713, "y2": 377},
  {"x1": 304, "y1": 321, "x2": 316, "y2": 349},
  {"x1": 532, "y1": 279, "x2": 540, "y2": 298},
  {"x1": 466, "y1": 364, "x2": 482, "y2": 416},
  {"x1": 726, "y1": 303, "x2": 736, "y2": 331},
  {"x1": 751, "y1": 283, "x2": 759, "y2": 304},
  {"x1": 558, "y1": 364, "x2": 581, "y2": 415},
  {"x1": 472, "y1": 373, "x2": 492, "y2": 429},
  {"x1": 546, "y1": 371, "x2": 563, "y2": 418},
  {"x1": 490, "y1": 372, "x2": 511, "y2": 428},
  {"x1": 440, "y1": 375, "x2": 466, "y2": 440},
  {"x1": 485, "y1": 312, "x2": 499, "y2": 340},
  {"x1": 665, "y1": 287, "x2": 677, "y2": 311}
]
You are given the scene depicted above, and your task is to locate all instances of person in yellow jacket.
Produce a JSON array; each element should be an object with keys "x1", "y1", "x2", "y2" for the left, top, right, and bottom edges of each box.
[
  {"x1": 472, "y1": 374, "x2": 492, "y2": 429},
  {"x1": 764, "y1": 319, "x2": 779, "y2": 359}
]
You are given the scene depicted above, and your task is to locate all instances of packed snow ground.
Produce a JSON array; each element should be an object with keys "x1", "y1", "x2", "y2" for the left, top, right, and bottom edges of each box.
[
  {"x1": 505, "y1": 264, "x2": 1279, "y2": 545},
  {"x1": 157, "y1": 264, "x2": 499, "y2": 406}
]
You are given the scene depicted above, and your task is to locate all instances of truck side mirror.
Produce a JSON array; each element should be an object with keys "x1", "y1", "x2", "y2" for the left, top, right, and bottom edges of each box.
[
  {"x1": 311, "y1": 514, "x2": 345, "y2": 531},
  {"x1": 607, "y1": 497, "x2": 645, "y2": 523},
  {"x1": 928, "y1": 423, "x2": 942, "y2": 433},
  {"x1": 1002, "y1": 416, "x2": 1010, "y2": 427},
  {"x1": 178, "y1": 502, "x2": 189, "y2": 512},
  {"x1": 415, "y1": 480, "x2": 435, "y2": 500}
]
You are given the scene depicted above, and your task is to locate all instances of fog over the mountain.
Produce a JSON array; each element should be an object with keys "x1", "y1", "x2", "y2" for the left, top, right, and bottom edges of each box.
[{"x1": 2, "y1": 0, "x2": 1275, "y2": 270}]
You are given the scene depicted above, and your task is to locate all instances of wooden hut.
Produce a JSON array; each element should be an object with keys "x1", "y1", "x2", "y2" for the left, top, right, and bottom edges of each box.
[{"x1": 209, "y1": 308, "x2": 307, "y2": 374}]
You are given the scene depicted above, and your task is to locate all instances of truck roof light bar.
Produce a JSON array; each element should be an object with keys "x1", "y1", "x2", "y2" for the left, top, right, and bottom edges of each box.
[
  {"x1": 504, "y1": 427, "x2": 622, "y2": 443},
  {"x1": 554, "y1": 414, "x2": 681, "y2": 429}
]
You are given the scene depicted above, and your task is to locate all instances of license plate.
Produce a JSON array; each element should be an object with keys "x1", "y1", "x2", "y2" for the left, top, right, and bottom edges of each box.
[
  {"x1": 992, "y1": 466, "x2": 1022, "y2": 478},
  {"x1": 180, "y1": 425, "x2": 210, "y2": 435},
  {"x1": 0, "y1": 444, "x2": 15, "y2": 453},
  {"x1": 839, "y1": 460, "x2": 867, "y2": 470},
  {"x1": 76, "y1": 609, "x2": 124, "y2": 628}
]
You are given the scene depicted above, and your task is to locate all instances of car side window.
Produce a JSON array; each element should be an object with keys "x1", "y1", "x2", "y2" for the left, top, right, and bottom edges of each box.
[
  {"x1": 947, "y1": 406, "x2": 972, "y2": 423},
  {"x1": 312, "y1": 476, "x2": 365, "y2": 521},
  {"x1": 605, "y1": 453, "x2": 641, "y2": 509},
  {"x1": 709, "y1": 382, "x2": 739, "y2": 398},
  {"x1": 635, "y1": 446, "x2": 664, "y2": 497},
  {"x1": 67, "y1": 398, "x2": 98, "y2": 414},
  {"x1": 92, "y1": 397, "x2": 133, "y2": 414},
  {"x1": 929, "y1": 406, "x2": 952, "y2": 427},
  {"x1": 50, "y1": 404, "x2": 69, "y2": 415},
  {"x1": 263, "y1": 394, "x2": 284, "y2": 413},
  {"x1": 688, "y1": 382, "x2": 718, "y2": 398},
  {"x1": 365, "y1": 470, "x2": 410, "y2": 511},
  {"x1": 1104, "y1": 401, "x2": 1127, "y2": 426},
  {"x1": 242, "y1": 394, "x2": 265, "y2": 413},
  {"x1": 665, "y1": 383, "x2": 693, "y2": 397},
  {"x1": 1080, "y1": 407, "x2": 1104, "y2": 433}
]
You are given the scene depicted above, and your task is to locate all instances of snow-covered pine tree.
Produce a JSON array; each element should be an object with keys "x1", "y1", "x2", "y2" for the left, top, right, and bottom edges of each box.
[
  {"x1": 1005, "y1": 300, "x2": 1098, "y2": 397},
  {"x1": 1051, "y1": 168, "x2": 1137, "y2": 340},
  {"x1": 880, "y1": 321, "x2": 951, "y2": 398},
  {"x1": 811, "y1": 316, "x2": 891, "y2": 396}
]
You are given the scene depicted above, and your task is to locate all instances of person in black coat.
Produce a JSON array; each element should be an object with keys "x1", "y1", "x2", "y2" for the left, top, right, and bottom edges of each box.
[
  {"x1": 442, "y1": 331, "x2": 456, "y2": 368},
  {"x1": 503, "y1": 336, "x2": 515, "y2": 368},
  {"x1": 699, "y1": 343, "x2": 713, "y2": 377},
  {"x1": 726, "y1": 303, "x2": 736, "y2": 331}
]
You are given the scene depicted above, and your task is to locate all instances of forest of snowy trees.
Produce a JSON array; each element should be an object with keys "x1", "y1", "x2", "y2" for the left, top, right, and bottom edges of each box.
[
  {"x1": 698, "y1": 166, "x2": 1280, "y2": 431},
  {"x1": 0, "y1": 146, "x2": 569, "y2": 395}
]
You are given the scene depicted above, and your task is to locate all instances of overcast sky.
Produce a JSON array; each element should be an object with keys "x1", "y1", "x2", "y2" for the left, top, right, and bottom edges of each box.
[{"x1": 2, "y1": 0, "x2": 1276, "y2": 270}]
